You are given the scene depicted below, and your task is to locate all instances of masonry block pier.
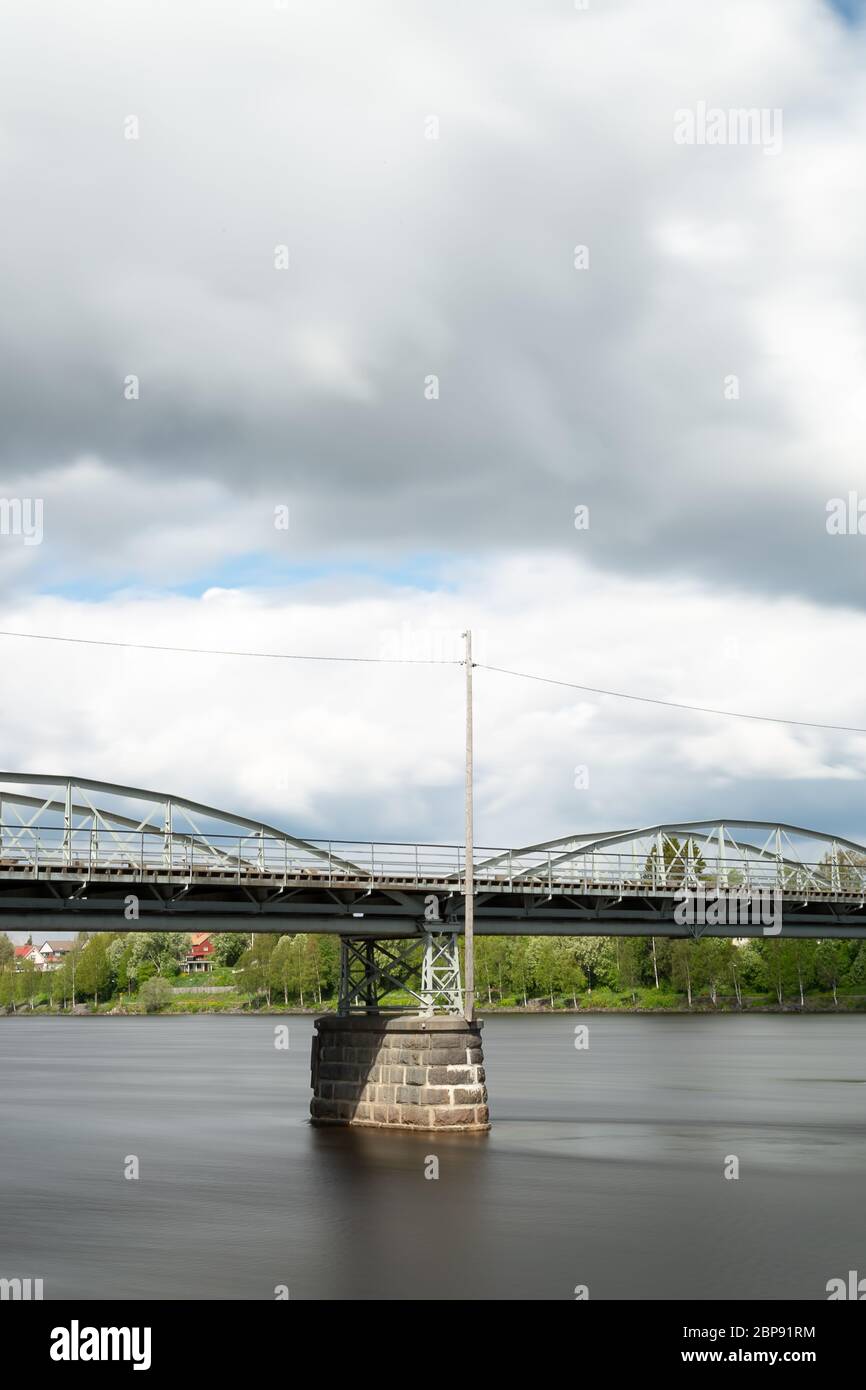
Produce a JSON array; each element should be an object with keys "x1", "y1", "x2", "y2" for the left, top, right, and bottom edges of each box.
[{"x1": 310, "y1": 1014, "x2": 490, "y2": 1132}]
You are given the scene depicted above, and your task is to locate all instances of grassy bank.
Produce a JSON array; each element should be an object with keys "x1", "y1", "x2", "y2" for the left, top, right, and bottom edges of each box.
[{"x1": 6, "y1": 984, "x2": 866, "y2": 1015}]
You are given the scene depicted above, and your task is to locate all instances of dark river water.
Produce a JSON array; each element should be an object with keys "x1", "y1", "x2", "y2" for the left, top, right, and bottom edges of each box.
[{"x1": 2, "y1": 1014, "x2": 865, "y2": 1300}]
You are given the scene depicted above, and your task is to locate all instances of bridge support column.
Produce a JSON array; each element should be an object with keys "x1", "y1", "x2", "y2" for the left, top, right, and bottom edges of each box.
[
  {"x1": 310, "y1": 1013, "x2": 489, "y2": 1131},
  {"x1": 310, "y1": 934, "x2": 489, "y2": 1132}
]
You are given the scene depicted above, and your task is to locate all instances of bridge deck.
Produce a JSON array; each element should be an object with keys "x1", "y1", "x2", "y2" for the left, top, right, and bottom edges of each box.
[
  {"x1": 2, "y1": 867, "x2": 866, "y2": 939},
  {"x1": 3, "y1": 780, "x2": 866, "y2": 936}
]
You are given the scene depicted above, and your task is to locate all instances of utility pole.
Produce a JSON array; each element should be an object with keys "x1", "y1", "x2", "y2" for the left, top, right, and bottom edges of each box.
[{"x1": 462, "y1": 629, "x2": 475, "y2": 1021}]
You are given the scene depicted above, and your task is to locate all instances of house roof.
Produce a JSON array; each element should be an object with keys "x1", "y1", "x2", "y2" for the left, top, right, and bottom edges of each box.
[
  {"x1": 14, "y1": 945, "x2": 35, "y2": 957},
  {"x1": 190, "y1": 932, "x2": 213, "y2": 947},
  {"x1": 39, "y1": 939, "x2": 72, "y2": 952}
]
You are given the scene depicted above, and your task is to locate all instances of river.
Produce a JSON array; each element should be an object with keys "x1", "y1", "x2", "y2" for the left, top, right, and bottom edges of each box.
[{"x1": 1, "y1": 1014, "x2": 864, "y2": 1300}]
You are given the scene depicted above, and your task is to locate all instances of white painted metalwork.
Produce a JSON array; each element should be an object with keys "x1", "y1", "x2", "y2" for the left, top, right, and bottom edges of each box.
[
  {"x1": 2, "y1": 777, "x2": 866, "y2": 903},
  {"x1": 420, "y1": 932, "x2": 463, "y2": 1014}
]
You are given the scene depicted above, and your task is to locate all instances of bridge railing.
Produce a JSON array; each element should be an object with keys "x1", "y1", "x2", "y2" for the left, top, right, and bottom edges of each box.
[
  {"x1": 0, "y1": 825, "x2": 862, "y2": 896},
  {"x1": 0, "y1": 825, "x2": 476, "y2": 883},
  {"x1": 499, "y1": 848, "x2": 860, "y2": 896}
]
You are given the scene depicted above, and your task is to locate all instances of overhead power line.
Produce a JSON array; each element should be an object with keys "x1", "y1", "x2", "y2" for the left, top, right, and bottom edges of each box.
[
  {"x1": 0, "y1": 627, "x2": 864, "y2": 734},
  {"x1": 0, "y1": 629, "x2": 458, "y2": 666},
  {"x1": 475, "y1": 663, "x2": 866, "y2": 736}
]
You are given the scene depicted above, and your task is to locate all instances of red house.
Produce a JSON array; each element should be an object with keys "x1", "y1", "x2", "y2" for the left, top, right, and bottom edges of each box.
[{"x1": 183, "y1": 932, "x2": 216, "y2": 973}]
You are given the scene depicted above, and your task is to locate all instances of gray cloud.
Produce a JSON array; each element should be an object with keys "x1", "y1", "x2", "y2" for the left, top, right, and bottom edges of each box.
[
  {"x1": 1, "y1": 0, "x2": 865, "y2": 604},
  {"x1": 3, "y1": 1, "x2": 866, "y2": 855}
]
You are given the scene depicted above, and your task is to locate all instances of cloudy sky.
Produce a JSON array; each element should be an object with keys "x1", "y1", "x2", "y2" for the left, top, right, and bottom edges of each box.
[{"x1": 2, "y1": 0, "x2": 866, "y2": 857}]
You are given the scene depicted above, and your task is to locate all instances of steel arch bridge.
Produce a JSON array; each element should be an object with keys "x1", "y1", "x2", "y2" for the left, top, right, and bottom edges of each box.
[{"x1": 2, "y1": 773, "x2": 866, "y2": 944}]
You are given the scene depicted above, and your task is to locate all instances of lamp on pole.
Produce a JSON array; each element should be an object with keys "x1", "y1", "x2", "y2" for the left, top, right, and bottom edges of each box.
[{"x1": 462, "y1": 629, "x2": 475, "y2": 1021}]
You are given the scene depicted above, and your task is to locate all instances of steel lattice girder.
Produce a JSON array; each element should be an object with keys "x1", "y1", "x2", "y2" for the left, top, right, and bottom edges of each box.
[
  {"x1": 337, "y1": 933, "x2": 463, "y2": 1015},
  {"x1": 0, "y1": 772, "x2": 365, "y2": 875},
  {"x1": 420, "y1": 932, "x2": 463, "y2": 1013},
  {"x1": 489, "y1": 819, "x2": 866, "y2": 894},
  {"x1": 4, "y1": 775, "x2": 866, "y2": 937}
]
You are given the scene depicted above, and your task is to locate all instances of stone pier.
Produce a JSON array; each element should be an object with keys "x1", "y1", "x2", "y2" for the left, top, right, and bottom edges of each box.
[{"x1": 310, "y1": 1013, "x2": 490, "y2": 1131}]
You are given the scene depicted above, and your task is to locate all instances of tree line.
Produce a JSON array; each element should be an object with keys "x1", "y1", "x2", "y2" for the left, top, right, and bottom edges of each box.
[
  {"x1": 1, "y1": 929, "x2": 864, "y2": 1011},
  {"x1": 475, "y1": 934, "x2": 861, "y2": 1007},
  {"x1": 0, "y1": 930, "x2": 341, "y2": 1011}
]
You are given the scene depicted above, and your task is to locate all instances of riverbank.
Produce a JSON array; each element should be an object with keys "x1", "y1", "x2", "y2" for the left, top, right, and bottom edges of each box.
[{"x1": 4, "y1": 992, "x2": 866, "y2": 1016}]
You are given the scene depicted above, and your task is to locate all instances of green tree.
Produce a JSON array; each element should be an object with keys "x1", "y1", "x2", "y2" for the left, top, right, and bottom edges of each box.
[
  {"x1": 570, "y1": 937, "x2": 613, "y2": 991},
  {"x1": 55, "y1": 939, "x2": 87, "y2": 1006},
  {"x1": 756, "y1": 938, "x2": 798, "y2": 1006},
  {"x1": 479, "y1": 936, "x2": 511, "y2": 1003},
  {"x1": 651, "y1": 936, "x2": 673, "y2": 991},
  {"x1": 75, "y1": 934, "x2": 114, "y2": 1004},
  {"x1": 789, "y1": 939, "x2": 817, "y2": 1008},
  {"x1": 135, "y1": 960, "x2": 156, "y2": 988},
  {"x1": 475, "y1": 936, "x2": 498, "y2": 1005},
  {"x1": 671, "y1": 939, "x2": 695, "y2": 1006},
  {"x1": 555, "y1": 941, "x2": 587, "y2": 1007},
  {"x1": 16, "y1": 957, "x2": 42, "y2": 1010},
  {"x1": 108, "y1": 936, "x2": 134, "y2": 993},
  {"x1": 734, "y1": 941, "x2": 764, "y2": 993},
  {"x1": 54, "y1": 950, "x2": 71, "y2": 1006},
  {"x1": 815, "y1": 939, "x2": 848, "y2": 1006},
  {"x1": 269, "y1": 935, "x2": 295, "y2": 1004},
  {"x1": 0, "y1": 933, "x2": 13, "y2": 969},
  {"x1": 616, "y1": 938, "x2": 648, "y2": 1002},
  {"x1": 44, "y1": 963, "x2": 61, "y2": 1009},
  {"x1": 692, "y1": 937, "x2": 734, "y2": 1006},
  {"x1": 127, "y1": 932, "x2": 190, "y2": 986},
  {"x1": 507, "y1": 938, "x2": 531, "y2": 1006},
  {"x1": 528, "y1": 938, "x2": 566, "y2": 1006},
  {"x1": 237, "y1": 934, "x2": 278, "y2": 1005},
  {"x1": 845, "y1": 940, "x2": 866, "y2": 989},
  {"x1": 726, "y1": 943, "x2": 749, "y2": 1007},
  {"x1": 0, "y1": 964, "x2": 15, "y2": 1011},
  {"x1": 214, "y1": 932, "x2": 251, "y2": 967},
  {"x1": 290, "y1": 935, "x2": 322, "y2": 1007}
]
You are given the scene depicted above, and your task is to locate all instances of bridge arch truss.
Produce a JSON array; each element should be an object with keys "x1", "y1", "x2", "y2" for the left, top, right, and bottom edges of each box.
[{"x1": 2, "y1": 778, "x2": 866, "y2": 939}]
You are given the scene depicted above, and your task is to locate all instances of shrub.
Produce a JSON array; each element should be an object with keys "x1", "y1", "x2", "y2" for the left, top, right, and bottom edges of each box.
[{"x1": 138, "y1": 976, "x2": 173, "y2": 1013}]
